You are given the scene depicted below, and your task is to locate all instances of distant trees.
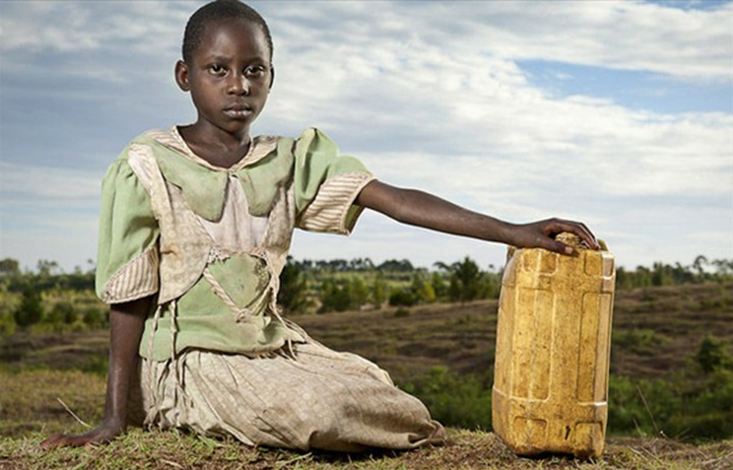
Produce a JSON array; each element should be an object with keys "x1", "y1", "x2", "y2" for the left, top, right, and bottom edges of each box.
[
  {"x1": 0, "y1": 258, "x2": 20, "y2": 277},
  {"x1": 317, "y1": 276, "x2": 371, "y2": 313},
  {"x1": 1, "y1": 254, "x2": 732, "y2": 332},
  {"x1": 615, "y1": 256, "x2": 732, "y2": 289},
  {"x1": 434, "y1": 257, "x2": 500, "y2": 303}
]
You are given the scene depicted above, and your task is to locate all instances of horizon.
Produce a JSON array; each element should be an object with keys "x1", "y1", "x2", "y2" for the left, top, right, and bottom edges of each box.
[
  {"x1": 1, "y1": 0, "x2": 732, "y2": 273},
  {"x1": 1, "y1": 251, "x2": 726, "y2": 275}
]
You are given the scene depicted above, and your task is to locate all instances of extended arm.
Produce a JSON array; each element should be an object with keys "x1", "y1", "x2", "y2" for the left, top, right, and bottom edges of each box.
[
  {"x1": 355, "y1": 180, "x2": 600, "y2": 254},
  {"x1": 41, "y1": 296, "x2": 152, "y2": 448}
]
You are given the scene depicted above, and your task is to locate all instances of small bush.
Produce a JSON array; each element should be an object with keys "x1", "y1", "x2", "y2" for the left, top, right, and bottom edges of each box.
[
  {"x1": 697, "y1": 335, "x2": 732, "y2": 373},
  {"x1": 82, "y1": 307, "x2": 108, "y2": 329},
  {"x1": 389, "y1": 289, "x2": 417, "y2": 307},
  {"x1": 613, "y1": 328, "x2": 668, "y2": 355},
  {"x1": 401, "y1": 366, "x2": 492, "y2": 431},
  {"x1": 13, "y1": 289, "x2": 43, "y2": 328}
]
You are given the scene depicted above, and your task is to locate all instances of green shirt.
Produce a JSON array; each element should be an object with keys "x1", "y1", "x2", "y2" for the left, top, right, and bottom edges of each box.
[{"x1": 95, "y1": 127, "x2": 374, "y2": 361}]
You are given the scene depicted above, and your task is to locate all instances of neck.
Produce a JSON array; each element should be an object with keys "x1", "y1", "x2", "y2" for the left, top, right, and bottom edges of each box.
[
  {"x1": 188, "y1": 119, "x2": 251, "y2": 150},
  {"x1": 178, "y1": 119, "x2": 252, "y2": 169}
]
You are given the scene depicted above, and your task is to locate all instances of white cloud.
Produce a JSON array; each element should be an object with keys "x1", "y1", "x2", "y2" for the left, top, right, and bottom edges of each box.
[
  {"x1": 0, "y1": 162, "x2": 102, "y2": 201},
  {"x1": 0, "y1": 0, "x2": 731, "y2": 271},
  {"x1": 386, "y1": 1, "x2": 733, "y2": 80},
  {"x1": 2, "y1": 1, "x2": 731, "y2": 80}
]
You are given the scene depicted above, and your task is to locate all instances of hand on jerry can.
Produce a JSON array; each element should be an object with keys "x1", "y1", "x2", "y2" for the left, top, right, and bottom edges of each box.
[
  {"x1": 507, "y1": 218, "x2": 602, "y2": 257},
  {"x1": 493, "y1": 232, "x2": 615, "y2": 458}
]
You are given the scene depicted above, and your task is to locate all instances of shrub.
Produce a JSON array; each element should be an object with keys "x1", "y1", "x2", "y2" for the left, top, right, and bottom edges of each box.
[
  {"x1": 607, "y1": 369, "x2": 733, "y2": 440},
  {"x1": 388, "y1": 288, "x2": 417, "y2": 307},
  {"x1": 401, "y1": 366, "x2": 492, "y2": 431},
  {"x1": 82, "y1": 307, "x2": 108, "y2": 329},
  {"x1": 697, "y1": 335, "x2": 732, "y2": 373},
  {"x1": 48, "y1": 301, "x2": 77, "y2": 326},
  {"x1": 318, "y1": 279, "x2": 352, "y2": 312},
  {"x1": 371, "y1": 274, "x2": 388, "y2": 309},
  {"x1": 13, "y1": 288, "x2": 43, "y2": 328},
  {"x1": 613, "y1": 328, "x2": 668, "y2": 355}
]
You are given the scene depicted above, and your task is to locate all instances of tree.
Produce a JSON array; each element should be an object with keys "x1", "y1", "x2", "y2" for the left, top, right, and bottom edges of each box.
[
  {"x1": 377, "y1": 259, "x2": 414, "y2": 272},
  {"x1": 0, "y1": 258, "x2": 20, "y2": 277},
  {"x1": 318, "y1": 278, "x2": 353, "y2": 313},
  {"x1": 388, "y1": 288, "x2": 417, "y2": 307},
  {"x1": 411, "y1": 271, "x2": 436, "y2": 303},
  {"x1": 479, "y1": 271, "x2": 502, "y2": 299},
  {"x1": 435, "y1": 257, "x2": 483, "y2": 303},
  {"x1": 431, "y1": 272, "x2": 448, "y2": 301},
  {"x1": 14, "y1": 288, "x2": 43, "y2": 327},
  {"x1": 37, "y1": 259, "x2": 61, "y2": 277},
  {"x1": 371, "y1": 273, "x2": 388, "y2": 309}
]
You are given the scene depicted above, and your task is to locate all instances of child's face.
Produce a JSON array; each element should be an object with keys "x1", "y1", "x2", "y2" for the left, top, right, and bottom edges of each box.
[{"x1": 176, "y1": 19, "x2": 272, "y2": 136}]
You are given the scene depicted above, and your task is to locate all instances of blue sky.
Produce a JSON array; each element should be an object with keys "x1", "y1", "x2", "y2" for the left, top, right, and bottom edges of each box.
[{"x1": 1, "y1": 0, "x2": 731, "y2": 272}]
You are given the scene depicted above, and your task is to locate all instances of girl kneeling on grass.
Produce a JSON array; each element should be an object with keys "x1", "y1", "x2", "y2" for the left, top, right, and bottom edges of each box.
[{"x1": 42, "y1": 0, "x2": 599, "y2": 453}]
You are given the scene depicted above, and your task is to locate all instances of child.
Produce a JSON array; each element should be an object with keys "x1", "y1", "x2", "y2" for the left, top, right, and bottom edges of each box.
[{"x1": 42, "y1": 0, "x2": 599, "y2": 453}]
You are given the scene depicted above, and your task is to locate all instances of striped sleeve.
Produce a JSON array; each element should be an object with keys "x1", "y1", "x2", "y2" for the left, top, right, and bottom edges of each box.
[
  {"x1": 95, "y1": 155, "x2": 160, "y2": 304},
  {"x1": 293, "y1": 128, "x2": 375, "y2": 235}
]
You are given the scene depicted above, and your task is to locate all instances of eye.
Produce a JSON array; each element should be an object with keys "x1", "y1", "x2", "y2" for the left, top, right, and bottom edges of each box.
[
  {"x1": 244, "y1": 65, "x2": 266, "y2": 78},
  {"x1": 208, "y1": 64, "x2": 226, "y2": 76}
]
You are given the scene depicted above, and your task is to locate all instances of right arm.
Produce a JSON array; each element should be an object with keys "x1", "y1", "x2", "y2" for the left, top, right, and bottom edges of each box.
[{"x1": 41, "y1": 296, "x2": 152, "y2": 448}]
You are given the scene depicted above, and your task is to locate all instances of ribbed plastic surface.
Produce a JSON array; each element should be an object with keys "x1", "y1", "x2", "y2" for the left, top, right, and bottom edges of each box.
[{"x1": 492, "y1": 234, "x2": 615, "y2": 457}]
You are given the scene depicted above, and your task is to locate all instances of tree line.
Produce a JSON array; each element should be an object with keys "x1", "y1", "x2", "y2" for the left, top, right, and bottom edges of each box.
[{"x1": 0, "y1": 255, "x2": 731, "y2": 333}]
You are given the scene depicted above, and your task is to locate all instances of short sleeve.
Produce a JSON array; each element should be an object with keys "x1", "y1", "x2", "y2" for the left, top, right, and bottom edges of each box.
[
  {"x1": 293, "y1": 128, "x2": 376, "y2": 235},
  {"x1": 95, "y1": 157, "x2": 160, "y2": 304}
]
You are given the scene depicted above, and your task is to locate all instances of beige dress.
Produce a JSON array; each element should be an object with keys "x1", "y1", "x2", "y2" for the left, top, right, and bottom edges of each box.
[{"x1": 97, "y1": 127, "x2": 446, "y2": 451}]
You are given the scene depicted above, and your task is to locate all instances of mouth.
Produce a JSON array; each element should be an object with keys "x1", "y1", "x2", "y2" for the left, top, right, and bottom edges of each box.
[{"x1": 223, "y1": 105, "x2": 254, "y2": 119}]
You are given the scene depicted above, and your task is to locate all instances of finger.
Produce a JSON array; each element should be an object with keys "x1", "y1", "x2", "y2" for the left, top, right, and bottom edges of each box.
[
  {"x1": 68, "y1": 433, "x2": 103, "y2": 447},
  {"x1": 550, "y1": 221, "x2": 596, "y2": 250},
  {"x1": 44, "y1": 434, "x2": 89, "y2": 449},
  {"x1": 41, "y1": 434, "x2": 70, "y2": 450},
  {"x1": 579, "y1": 222, "x2": 601, "y2": 249},
  {"x1": 40, "y1": 435, "x2": 61, "y2": 449},
  {"x1": 541, "y1": 237, "x2": 577, "y2": 256}
]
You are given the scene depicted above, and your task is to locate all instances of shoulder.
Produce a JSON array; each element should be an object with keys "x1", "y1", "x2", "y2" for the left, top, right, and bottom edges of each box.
[
  {"x1": 102, "y1": 128, "x2": 170, "y2": 193},
  {"x1": 105, "y1": 129, "x2": 168, "y2": 169},
  {"x1": 288, "y1": 128, "x2": 342, "y2": 167}
]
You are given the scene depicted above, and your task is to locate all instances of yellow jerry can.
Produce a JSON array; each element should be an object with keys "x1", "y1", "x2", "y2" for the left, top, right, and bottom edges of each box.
[{"x1": 492, "y1": 233, "x2": 615, "y2": 458}]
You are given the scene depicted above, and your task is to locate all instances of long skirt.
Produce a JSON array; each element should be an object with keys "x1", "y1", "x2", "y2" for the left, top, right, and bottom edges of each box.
[{"x1": 128, "y1": 339, "x2": 447, "y2": 452}]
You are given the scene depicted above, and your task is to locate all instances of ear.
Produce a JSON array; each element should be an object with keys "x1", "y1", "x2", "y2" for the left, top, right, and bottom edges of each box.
[
  {"x1": 175, "y1": 60, "x2": 191, "y2": 92},
  {"x1": 268, "y1": 64, "x2": 275, "y2": 91}
]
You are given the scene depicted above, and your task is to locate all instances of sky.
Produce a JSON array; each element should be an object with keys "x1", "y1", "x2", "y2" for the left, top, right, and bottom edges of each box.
[{"x1": 0, "y1": 0, "x2": 731, "y2": 273}]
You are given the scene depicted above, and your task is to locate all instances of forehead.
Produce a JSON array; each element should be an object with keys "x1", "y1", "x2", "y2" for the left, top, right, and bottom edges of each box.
[{"x1": 195, "y1": 18, "x2": 269, "y2": 61}]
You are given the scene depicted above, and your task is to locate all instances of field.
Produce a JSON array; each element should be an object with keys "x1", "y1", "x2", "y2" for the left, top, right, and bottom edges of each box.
[{"x1": 1, "y1": 283, "x2": 732, "y2": 469}]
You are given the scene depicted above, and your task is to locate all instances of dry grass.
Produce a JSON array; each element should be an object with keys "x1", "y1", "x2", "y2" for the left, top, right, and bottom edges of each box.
[{"x1": 2, "y1": 428, "x2": 732, "y2": 469}]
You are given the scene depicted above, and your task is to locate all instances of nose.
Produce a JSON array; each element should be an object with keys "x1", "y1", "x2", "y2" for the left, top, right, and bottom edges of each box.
[{"x1": 227, "y1": 71, "x2": 250, "y2": 96}]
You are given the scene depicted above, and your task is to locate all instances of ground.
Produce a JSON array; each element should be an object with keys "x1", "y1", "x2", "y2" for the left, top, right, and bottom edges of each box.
[{"x1": 1, "y1": 283, "x2": 732, "y2": 469}]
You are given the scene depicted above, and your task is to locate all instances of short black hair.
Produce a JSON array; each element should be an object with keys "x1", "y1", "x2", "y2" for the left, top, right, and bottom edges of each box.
[{"x1": 182, "y1": 0, "x2": 273, "y2": 63}]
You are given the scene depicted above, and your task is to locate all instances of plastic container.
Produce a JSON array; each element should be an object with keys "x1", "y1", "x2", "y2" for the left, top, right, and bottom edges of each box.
[{"x1": 492, "y1": 233, "x2": 615, "y2": 458}]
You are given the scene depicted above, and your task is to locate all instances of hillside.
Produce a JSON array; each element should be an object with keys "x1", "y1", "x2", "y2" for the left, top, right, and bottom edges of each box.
[{"x1": 3, "y1": 282, "x2": 731, "y2": 384}]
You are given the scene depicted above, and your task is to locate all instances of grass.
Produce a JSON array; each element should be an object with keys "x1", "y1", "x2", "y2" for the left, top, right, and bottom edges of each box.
[
  {"x1": 2, "y1": 429, "x2": 732, "y2": 469},
  {"x1": 1, "y1": 283, "x2": 732, "y2": 468}
]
